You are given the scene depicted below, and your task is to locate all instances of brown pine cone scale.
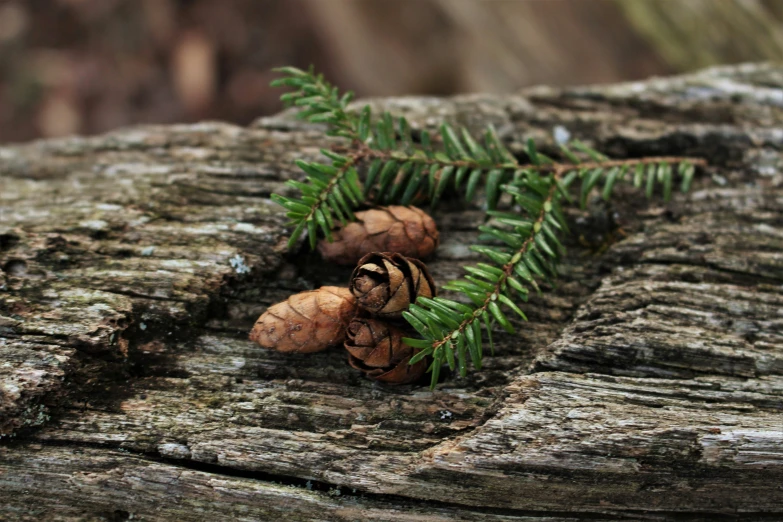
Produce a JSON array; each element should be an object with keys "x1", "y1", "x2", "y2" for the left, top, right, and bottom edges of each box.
[
  {"x1": 349, "y1": 252, "x2": 435, "y2": 319},
  {"x1": 249, "y1": 286, "x2": 356, "y2": 353},
  {"x1": 318, "y1": 206, "x2": 439, "y2": 265}
]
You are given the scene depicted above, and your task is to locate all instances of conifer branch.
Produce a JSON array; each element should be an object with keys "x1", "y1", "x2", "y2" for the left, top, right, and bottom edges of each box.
[
  {"x1": 269, "y1": 66, "x2": 708, "y2": 387},
  {"x1": 401, "y1": 165, "x2": 573, "y2": 387}
]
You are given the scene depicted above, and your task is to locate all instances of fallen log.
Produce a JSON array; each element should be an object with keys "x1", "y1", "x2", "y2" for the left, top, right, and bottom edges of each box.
[{"x1": 1, "y1": 63, "x2": 781, "y2": 520}]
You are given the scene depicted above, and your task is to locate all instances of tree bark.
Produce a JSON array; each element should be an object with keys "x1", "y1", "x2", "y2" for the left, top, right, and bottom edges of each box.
[{"x1": 1, "y1": 63, "x2": 781, "y2": 520}]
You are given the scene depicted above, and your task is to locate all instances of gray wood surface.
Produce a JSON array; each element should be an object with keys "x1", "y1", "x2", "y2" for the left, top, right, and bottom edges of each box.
[{"x1": 1, "y1": 63, "x2": 781, "y2": 520}]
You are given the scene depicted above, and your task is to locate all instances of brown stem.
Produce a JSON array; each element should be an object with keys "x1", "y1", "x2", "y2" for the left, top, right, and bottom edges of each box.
[
  {"x1": 343, "y1": 144, "x2": 707, "y2": 182},
  {"x1": 326, "y1": 143, "x2": 708, "y2": 361},
  {"x1": 327, "y1": 141, "x2": 708, "y2": 362},
  {"x1": 556, "y1": 156, "x2": 708, "y2": 170}
]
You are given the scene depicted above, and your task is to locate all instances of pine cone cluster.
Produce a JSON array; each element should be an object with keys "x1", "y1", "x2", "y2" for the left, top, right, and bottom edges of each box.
[
  {"x1": 250, "y1": 208, "x2": 438, "y2": 384},
  {"x1": 344, "y1": 252, "x2": 435, "y2": 383}
]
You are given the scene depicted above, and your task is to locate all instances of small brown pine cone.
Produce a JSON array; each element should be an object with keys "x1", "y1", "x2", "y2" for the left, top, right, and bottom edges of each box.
[
  {"x1": 317, "y1": 206, "x2": 439, "y2": 265},
  {"x1": 345, "y1": 317, "x2": 427, "y2": 384},
  {"x1": 249, "y1": 286, "x2": 356, "y2": 353},
  {"x1": 349, "y1": 252, "x2": 436, "y2": 319}
]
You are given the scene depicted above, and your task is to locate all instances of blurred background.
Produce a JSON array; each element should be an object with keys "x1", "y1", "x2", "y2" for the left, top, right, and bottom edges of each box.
[{"x1": 1, "y1": 0, "x2": 782, "y2": 143}]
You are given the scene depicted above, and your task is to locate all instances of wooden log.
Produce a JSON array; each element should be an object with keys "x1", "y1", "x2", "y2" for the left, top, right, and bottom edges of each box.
[{"x1": 1, "y1": 63, "x2": 781, "y2": 519}]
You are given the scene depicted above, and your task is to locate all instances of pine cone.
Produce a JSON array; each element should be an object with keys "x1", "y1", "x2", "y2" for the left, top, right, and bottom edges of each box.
[
  {"x1": 345, "y1": 317, "x2": 427, "y2": 384},
  {"x1": 317, "y1": 206, "x2": 439, "y2": 265},
  {"x1": 349, "y1": 252, "x2": 436, "y2": 318},
  {"x1": 249, "y1": 286, "x2": 356, "y2": 353}
]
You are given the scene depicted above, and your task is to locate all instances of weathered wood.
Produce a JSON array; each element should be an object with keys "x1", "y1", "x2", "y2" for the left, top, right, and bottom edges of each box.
[
  {"x1": 1, "y1": 63, "x2": 782, "y2": 520},
  {"x1": 1, "y1": 445, "x2": 554, "y2": 522}
]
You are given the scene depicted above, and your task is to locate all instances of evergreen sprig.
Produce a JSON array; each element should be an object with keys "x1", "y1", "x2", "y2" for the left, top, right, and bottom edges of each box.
[
  {"x1": 269, "y1": 67, "x2": 364, "y2": 249},
  {"x1": 270, "y1": 66, "x2": 707, "y2": 387}
]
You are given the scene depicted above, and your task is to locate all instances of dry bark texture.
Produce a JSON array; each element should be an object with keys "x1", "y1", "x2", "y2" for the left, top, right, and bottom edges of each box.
[{"x1": 1, "y1": 63, "x2": 782, "y2": 520}]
